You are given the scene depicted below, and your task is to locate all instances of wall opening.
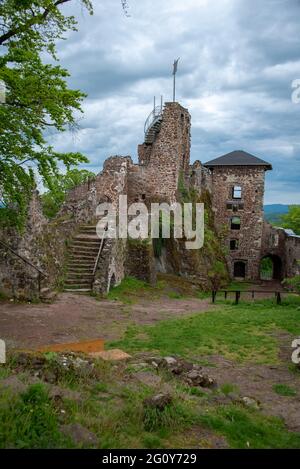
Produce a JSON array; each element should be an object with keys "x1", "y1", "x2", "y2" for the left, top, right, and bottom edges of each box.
[
  {"x1": 232, "y1": 185, "x2": 242, "y2": 199},
  {"x1": 234, "y1": 261, "x2": 246, "y2": 278},
  {"x1": 231, "y1": 216, "x2": 241, "y2": 230},
  {"x1": 260, "y1": 255, "x2": 282, "y2": 280},
  {"x1": 230, "y1": 239, "x2": 239, "y2": 251}
]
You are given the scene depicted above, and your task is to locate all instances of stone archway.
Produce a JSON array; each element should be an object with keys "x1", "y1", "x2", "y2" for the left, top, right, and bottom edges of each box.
[{"x1": 260, "y1": 254, "x2": 282, "y2": 280}]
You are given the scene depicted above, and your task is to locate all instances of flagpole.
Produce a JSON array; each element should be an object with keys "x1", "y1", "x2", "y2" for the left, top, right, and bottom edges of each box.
[
  {"x1": 173, "y1": 72, "x2": 176, "y2": 102},
  {"x1": 172, "y1": 58, "x2": 180, "y2": 103}
]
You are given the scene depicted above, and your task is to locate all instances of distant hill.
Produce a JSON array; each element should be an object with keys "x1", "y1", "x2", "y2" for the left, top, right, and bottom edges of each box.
[{"x1": 264, "y1": 204, "x2": 290, "y2": 224}]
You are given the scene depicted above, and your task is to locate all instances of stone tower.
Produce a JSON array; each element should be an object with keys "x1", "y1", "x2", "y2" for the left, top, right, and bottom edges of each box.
[
  {"x1": 204, "y1": 151, "x2": 272, "y2": 280},
  {"x1": 136, "y1": 102, "x2": 191, "y2": 203}
]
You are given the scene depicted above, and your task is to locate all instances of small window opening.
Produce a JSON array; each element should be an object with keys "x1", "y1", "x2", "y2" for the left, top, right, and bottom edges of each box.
[
  {"x1": 231, "y1": 216, "x2": 241, "y2": 230},
  {"x1": 232, "y1": 185, "x2": 242, "y2": 199},
  {"x1": 230, "y1": 239, "x2": 239, "y2": 251}
]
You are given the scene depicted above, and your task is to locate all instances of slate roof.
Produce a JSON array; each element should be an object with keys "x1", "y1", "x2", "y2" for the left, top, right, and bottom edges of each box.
[{"x1": 204, "y1": 150, "x2": 272, "y2": 170}]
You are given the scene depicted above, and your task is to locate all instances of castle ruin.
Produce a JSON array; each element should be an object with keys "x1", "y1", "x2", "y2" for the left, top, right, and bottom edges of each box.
[{"x1": 0, "y1": 101, "x2": 299, "y2": 299}]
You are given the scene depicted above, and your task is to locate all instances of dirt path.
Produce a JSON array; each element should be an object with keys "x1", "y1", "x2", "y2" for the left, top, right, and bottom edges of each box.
[{"x1": 0, "y1": 293, "x2": 213, "y2": 349}]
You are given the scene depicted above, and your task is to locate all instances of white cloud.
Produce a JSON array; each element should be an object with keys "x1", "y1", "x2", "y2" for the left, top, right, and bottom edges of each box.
[{"x1": 50, "y1": 0, "x2": 300, "y2": 203}]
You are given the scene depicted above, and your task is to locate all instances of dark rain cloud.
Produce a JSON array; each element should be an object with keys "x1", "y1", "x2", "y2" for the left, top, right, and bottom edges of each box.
[{"x1": 48, "y1": 0, "x2": 300, "y2": 204}]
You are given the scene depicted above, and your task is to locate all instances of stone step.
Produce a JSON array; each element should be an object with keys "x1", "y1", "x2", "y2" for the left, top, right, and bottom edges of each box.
[
  {"x1": 66, "y1": 271, "x2": 94, "y2": 277},
  {"x1": 70, "y1": 241, "x2": 100, "y2": 247},
  {"x1": 65, "y1": 276, "x2": 92, "y2": 281},
  {"x1": 69, "y1": 248, "x2": 99, "y2": 255},
  {"x1": 67, "y1": 259, "x2": 94, "y2": 264},
  {"x1": 67, "y1": 266, "x2": 94, "y2": 271},
  {"x1": 69, "y1": 254, "x2": 96, "y2": 260},
  {"x1": 64, "y1": 288, "x2": 92, "y2": 293},
  {"x1": 64, "y1": 281, "x2": 92, "y2": 287},
  {"x1": 79, "y1": 225, "x2": 97, "y2": 229},
  {"x1": 74, "y1": 235, "x2": 101, "y2": 241}
]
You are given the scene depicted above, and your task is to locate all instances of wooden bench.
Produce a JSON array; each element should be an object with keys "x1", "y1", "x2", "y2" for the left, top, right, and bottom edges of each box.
[{"x1": 211, "y1": 289, "x2": 297, "y2": 305}]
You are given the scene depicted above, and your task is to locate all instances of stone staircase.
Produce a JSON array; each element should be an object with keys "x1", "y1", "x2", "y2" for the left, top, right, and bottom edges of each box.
[{"x1": 64, "y1": 225, "x2": 101, "y2": 293}]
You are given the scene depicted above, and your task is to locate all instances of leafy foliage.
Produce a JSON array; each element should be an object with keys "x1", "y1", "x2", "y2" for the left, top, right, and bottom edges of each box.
[
  {"x1": 0, "y1": 383, "x2": 65, "y2": 448},
  {"x1": 41, "y1": 168, "x2": 95, "y2": 218},
  {"x1": 279, "y1": 206, "x2": 300, "y2": 235},
  {"x1": 283, "y1": 275, "x2": 300, "y2": 294},
  {"x1": 0, "y1": 1, "x2": 94, "y2": 228}
]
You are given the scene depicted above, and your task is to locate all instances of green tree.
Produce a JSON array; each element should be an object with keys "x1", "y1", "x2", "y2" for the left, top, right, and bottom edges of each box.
[
  {"x1": 41, "y1": 168, "x2": 95, "y2": 218},
  {"x1": 280, "y1": 206, "x2": 300, "y2": 235},
  {"x1": 283, "y1": 275, "x2": 300, "y2": 294},
  {"x1": 0, "y1": 0, "x2": 95, "y2": 228}
]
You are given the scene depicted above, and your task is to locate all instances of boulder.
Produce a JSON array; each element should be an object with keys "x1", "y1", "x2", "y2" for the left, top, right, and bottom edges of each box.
[
  {"x1": 133, "y1": 371, "x2": 162, "y2": 388},
  {"x1": 241, "y1": 396, "x2": 260, "y2": 410},
  {"x1": 0, "y1": 375, "x2": 27, "y2": 394},
  {"x1": 184, "y1": 370, "x2": 215, "y2": 388},
  {"x1": 60, "y1": 423, "x2": 98, "y2": 446},
  {"x1": 143, "y1": 392, "x2": 172, "y2": 411}
]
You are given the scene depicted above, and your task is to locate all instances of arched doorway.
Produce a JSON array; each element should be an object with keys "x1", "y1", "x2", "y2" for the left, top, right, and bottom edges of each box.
[
  {"x1": 234, "y1": 261, "x2": 246, "y2": 279},
  {"x1": 260, "y1": 255, "x2": 282, "y2": 280}
]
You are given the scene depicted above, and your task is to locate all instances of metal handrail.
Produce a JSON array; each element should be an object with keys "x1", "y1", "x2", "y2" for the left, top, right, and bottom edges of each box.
[
  {"x1": 92, "y1": 222, "x2": 108, "y2": 277},
  {"x1": 144, "y1": 105, "x2": 163, "y2": 135},
  {"x1": 0, "y1": 239, "x2": 46, "y2": 276},
  {"x1": 0, "y1": 239, "x2": 47, "y2": 293}
]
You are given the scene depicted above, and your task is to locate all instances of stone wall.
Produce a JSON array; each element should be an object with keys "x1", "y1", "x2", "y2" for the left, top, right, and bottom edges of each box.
[
  {"x1": 188, "y1": 160, "x2": 212, "y2": 194},
  {"x1": 125, "y1": 239, "x2": 157, "y2": 284},
  {"x1": 210, "y1": 166, "x2": 266, "y2": 280},
  {"x1": 93, "y1": 238, "x2": 127, "y2": 294},
  {"x1": 137, "y1": 102, "x2": 191, "y2": 203},
  {"x1": 285, "y1": 234, "x2": 300, "y2": 277},
  {"x1": 0, "y1": 192, "x2": 48, "y2": 299},
  {"x1": 261, "y1": 222, "x2": 300, "y2": 279}
]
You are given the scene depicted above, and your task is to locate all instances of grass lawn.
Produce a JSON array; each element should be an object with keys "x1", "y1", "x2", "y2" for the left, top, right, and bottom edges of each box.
[
  {"x1": 1, "y1": 294, "x2": 300, "y2": 449},
  {"x1": 104, "y1": 275, "x2": 206, "y2": 304},
  {"x1": 110, "y1": 296, "x2": 300, "y2": 364}
]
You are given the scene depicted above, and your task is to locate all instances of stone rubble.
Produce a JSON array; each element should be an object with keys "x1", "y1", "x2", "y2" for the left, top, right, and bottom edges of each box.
[{"x1": 146, "y1": 356, "x2": 216, "y2": 389}]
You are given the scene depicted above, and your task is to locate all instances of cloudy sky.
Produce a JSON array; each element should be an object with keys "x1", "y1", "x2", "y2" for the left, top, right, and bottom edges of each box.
[{"x1": 50, "y1": 0, "x2": 300, "y2": 204}]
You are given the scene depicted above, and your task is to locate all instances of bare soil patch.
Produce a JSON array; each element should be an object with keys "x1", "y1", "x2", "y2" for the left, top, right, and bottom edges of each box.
[
  {"x1": 201, "y1": 353, "x2": 300, "y2": 432},
  {"x1": 0, "y1": 293, "x2": 213, "y2": 349}
]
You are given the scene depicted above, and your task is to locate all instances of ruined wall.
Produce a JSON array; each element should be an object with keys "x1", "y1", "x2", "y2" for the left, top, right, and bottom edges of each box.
[
  {"x1": 0, "y1": 192, "x2": 48, "y2": 299},
  {"x1": 261, "y1": 222, "x2": 300, "y2": 279},
  {"x1": 93, "y1": 238, "x2": 127, "y2": 294},
  {"x1": 188, "y1": 160, "x2": 212, "y2": 194},
  {"x1": 210, "y1": 166, "x2": 266, "y2": 280},
  {"x1": 125, "y1": 239, "x2": 157, "y2": 284},
  {"x1": 60, "y1": 156, "x2": 132, "y2": 222},
  {"x1": 285, "y1": 234, "x2": 300, "y2": 277}
]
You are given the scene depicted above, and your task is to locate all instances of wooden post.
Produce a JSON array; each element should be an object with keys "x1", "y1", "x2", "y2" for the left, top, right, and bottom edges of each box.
[
  {"x1": 225, "y1": 291, "x2": 228, "y2": 300},
  {"x1": 252, "y1": 291, "x2": 255, "y2": 299},
  {"x1": 212, "y1": 290, "x2": 217, "y2": 303},
  {"x1": 276, "y1": 292, "x2": 282, "y2": 305},
  {"x1": 38, "y1": 272, "x2": 41, "y2": 294},
  {"x1": 235, "y1": 291, "x2": 240, "y2": 305}
]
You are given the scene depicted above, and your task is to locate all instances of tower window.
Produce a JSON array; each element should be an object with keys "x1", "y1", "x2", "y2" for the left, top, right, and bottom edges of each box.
[
  {"x1": 232, "y1": 185, "x2": 242, "y2": 199},
  {"x1": 231, "y1": 216, "x2": 241, "y2": 230},
  {"x1": 230, "y1": 239, "x2": 239, "y2": 250}
]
